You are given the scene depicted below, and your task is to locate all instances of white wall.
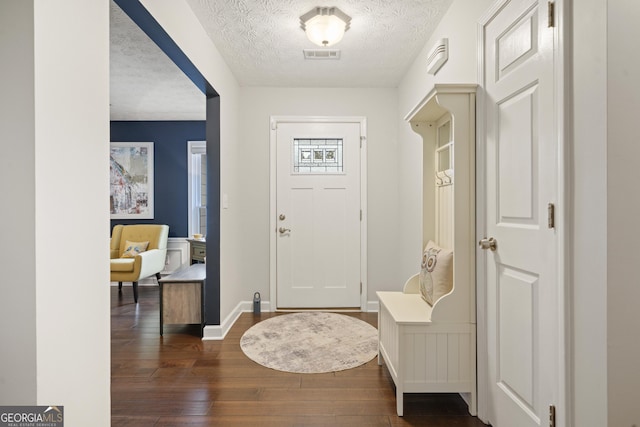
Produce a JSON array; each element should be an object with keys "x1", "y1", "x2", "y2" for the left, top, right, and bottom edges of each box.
[
  {"x1": 607, "y1": 1, "x2": 640, "y2": 425},
  {"x1": 238, "y1": 87, "x2": 400, "y2": 304},
  {"x1": 397, "y1": 0, "x2": 493, "y2": 280},
  {"x1": 0, "y1": 0, "x2": 110, "y2": 424},
  {"x1": 139, "y1": 0, "x2": 244, "y2": 324},
  {"x1": 34, "y1": 1, "x2": 111, "y2": 422},
  {"x1": 571, "y1": 1, "x2": 609, "y2": 425}
]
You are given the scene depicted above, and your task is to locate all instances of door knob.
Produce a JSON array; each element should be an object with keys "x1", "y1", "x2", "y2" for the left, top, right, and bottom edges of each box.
[
  {"x1": 479, "y1": 237, "x2": 497, "y2": 251},
  {"x1": 278, "y1": 227, "x2": 291, "y2": 234}
]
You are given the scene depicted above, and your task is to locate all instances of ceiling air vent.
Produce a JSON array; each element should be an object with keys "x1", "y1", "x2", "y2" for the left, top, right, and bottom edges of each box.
[
  {"x1": 303, "y1": 49, "x2": 341, "y2": 60},
  {"x1": 426, "y1": 38, "x2": 448, "y2": 75}
]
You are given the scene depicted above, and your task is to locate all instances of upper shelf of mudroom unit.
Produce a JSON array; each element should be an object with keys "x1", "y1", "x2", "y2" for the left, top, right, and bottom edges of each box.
[{"x1": 404, "y1": 84, "x2": 477, "y2": 123}]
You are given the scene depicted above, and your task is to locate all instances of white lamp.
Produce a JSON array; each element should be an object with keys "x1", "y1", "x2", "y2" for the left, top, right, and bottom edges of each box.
[{"x1": 300, "y1": 7, "x2": 351, "y2": 47}]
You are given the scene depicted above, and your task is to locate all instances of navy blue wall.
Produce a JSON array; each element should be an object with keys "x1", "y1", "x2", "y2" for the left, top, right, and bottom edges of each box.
[{"x1": 110, "y1": 121, "x2": 206, "y2": 237}]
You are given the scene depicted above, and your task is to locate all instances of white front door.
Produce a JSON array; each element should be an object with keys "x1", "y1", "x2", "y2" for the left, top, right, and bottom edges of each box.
[
  {"x1": 275, "y1": 120, "x2": 362, "y2": 308},
  {"x1": 481, "y1": 0, "x2": 560, "y2": 425}
]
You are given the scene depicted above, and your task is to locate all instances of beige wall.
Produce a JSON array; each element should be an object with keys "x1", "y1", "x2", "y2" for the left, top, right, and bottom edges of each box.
[
  {"x1": 572, "y1": 1, "x2": 609, "y2": 425},
  {"x1": 0, "y1": 0, "x2": 243, "y2": 420},
  {"x1": 34, "y1": 1, "x2": 111, "y2": 422},
  {"x1": 572, "y1": 1, "x2": 640, "y2": 425},
  {"x1": 397, "y1": 1, "x2": 619, "y2": 425},
  {"x1": 607, "y1": 0, "x2": 640, "y2": 425},
  {"x1": 3, "y1": 1, "x2": 630, "y2": 425},
  {"x1": 396, "y1": 0, "x2": 493, "y2": 278},
  {"x1": 0, "y1": 0, "x2": 111, "y2": 424},
  {"x1": 140, "y1": 0, "x2": 244, "y2": 324},
  {"x1": 238, "y1": 87, "x2": 400, "y2": 304},
  {"x1": 396, "y1": 1, "x2": 492, "y2": 422},
  {"x1": 0, "y1": 0, "x2": 37, "y2": 405},
  {"x1": 114, "y1": 1, "x2": 640, "y2": 425},
  {"x1": 35, "y1": 0, "x2": 111, "y2": 418}
]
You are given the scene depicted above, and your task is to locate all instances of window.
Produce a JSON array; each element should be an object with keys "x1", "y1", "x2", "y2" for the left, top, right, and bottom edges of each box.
[
  {"x1": 293, "y1": 138, "x2": 344, "y2": 173},
  {"x1": 188, "y1": 141, "x2": 206, "y2": 237}
]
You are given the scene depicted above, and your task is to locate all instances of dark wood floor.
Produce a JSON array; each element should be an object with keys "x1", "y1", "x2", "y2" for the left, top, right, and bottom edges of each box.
[{"x1": 111, "y1": 286, "x2": 487, "y2": 426}]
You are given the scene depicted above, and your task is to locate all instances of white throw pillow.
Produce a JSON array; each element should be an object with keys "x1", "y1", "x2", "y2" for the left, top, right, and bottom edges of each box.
[{"x1": 419, "y1": 241, "x2": 453, "y2": 306}]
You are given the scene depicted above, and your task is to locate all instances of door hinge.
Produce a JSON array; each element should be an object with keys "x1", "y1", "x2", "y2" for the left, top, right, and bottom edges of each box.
[
  {"x1": 360, "y1": 135, "x2": 365, "y2": 148},
  {"x1": 360, "y1": 209, "x2": 363, "y2": 221},
  {"x1": 548, "y1": 203, "x2": 555, "y2": 229},
  {"x1": 360, "y1": 282, "x2": 362, "y2": 294},
  {"x1": 549, "y1": 405, "x2": 556, "y2": 427},
  {"x1": 548, "y1": 1, "x2": 555, "y2": 28}
]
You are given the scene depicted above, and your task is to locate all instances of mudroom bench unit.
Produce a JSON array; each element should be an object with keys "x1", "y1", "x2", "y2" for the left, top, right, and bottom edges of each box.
[
  {"x1": 377, "y1": 283, "x2": 476, "y2": 417},
  {"x1": 377, "y1": 84, "x2": 477, "y2": 417}
]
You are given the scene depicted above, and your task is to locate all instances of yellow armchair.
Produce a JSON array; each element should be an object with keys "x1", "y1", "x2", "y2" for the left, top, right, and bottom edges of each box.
[{"x1": 110, "y1": 224, "x2": 169, "y2": 303}]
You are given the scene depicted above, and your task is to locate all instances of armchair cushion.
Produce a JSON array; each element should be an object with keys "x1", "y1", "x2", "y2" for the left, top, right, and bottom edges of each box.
[
  {"x1": 121, "y1": 240, "x2": 149, "y2": 258},
  {"x1": 111, "y1": 258, "x2": 135, "y2": 273}
]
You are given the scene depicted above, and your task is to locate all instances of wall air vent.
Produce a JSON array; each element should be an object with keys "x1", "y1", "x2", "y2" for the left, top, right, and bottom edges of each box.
[
  {"x1": 426, "y1": 38, "x2": 448, "y2": 75},
  {"x1": 303, "y1": 49, "x2": 341, "y2": 60}
]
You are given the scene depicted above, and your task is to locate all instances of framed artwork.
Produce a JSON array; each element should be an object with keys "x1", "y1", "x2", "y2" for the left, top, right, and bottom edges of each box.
[{"x1": 110, "y1": 142, "x2": 154, "y2": 219}]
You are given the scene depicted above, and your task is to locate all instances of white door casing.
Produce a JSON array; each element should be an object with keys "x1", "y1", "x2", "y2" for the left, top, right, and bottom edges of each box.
[
  {"x1": 479, "y1": 0, "x2": 562, "y2": 426},
  {"x1": 270, "y1": 117, "x2": 367, "y2": 309}
]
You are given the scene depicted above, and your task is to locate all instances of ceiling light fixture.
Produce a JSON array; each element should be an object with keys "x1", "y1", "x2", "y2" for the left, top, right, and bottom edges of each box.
[{"x1": 300, "y1": 7, "x2": 351, "y2": 47}]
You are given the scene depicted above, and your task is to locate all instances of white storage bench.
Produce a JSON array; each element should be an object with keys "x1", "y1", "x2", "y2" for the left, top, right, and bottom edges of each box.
[
  {"x1": 377, "y1": 284, "x2": 476, "y2": 416},
  {"x1": 379, "y1": 84, "x2": 477, "y2": 417}
]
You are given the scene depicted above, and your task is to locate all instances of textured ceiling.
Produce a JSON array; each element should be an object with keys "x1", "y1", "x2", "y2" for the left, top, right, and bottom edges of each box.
[
  {"x1": 110, "y1": 2, "x2": 206, "y2": 120},
  {"x1": 186, "y1": 0, "x2": 453, "y2": 87},
  {"x1": 109, "y1": 0, "x2": 453, "y2": 120}
]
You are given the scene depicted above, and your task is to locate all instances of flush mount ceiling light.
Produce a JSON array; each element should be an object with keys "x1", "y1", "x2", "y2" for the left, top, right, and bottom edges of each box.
[{"x1": 300, "y1": 7, "x2": 351, "y2": 47}]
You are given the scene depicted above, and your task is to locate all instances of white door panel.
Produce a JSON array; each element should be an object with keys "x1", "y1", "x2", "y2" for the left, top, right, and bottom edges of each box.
[
  {"x1": 276, "y1": 121, "x2": 361, "y2": 308},
  {"x1": 497, "y1": 85, "x2": 538, "y2": 223},
  {"x1": 482, "y1": 0, "x2": 558, "y2": 426}
]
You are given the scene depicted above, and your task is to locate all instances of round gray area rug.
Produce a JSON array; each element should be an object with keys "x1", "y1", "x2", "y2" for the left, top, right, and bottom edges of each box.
[{"x1": 240, "y1": 312, "x2": 378, "y2": 374}]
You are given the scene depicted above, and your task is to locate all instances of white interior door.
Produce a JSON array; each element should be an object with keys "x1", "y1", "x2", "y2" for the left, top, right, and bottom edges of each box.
[
  {"x1": 276, "y1": 121, "x2": 361, "y2": 308},
  {"x1": 481, "y1": 0, "x2": 559, "y2": 425}
]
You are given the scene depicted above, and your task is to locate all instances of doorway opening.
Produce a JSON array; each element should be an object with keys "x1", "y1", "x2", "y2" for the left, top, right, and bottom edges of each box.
[{"x1": 269, "y1": 116, "x2": 368, "y2": 311}]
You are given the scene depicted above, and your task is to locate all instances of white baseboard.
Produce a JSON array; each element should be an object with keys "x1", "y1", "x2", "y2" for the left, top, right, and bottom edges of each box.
[
  {"x1": 201, "y1": 299, "x2": 376, "y2": 340},
  {"x1": 202, "y1": 300, "x2": 272, "y2": 340},
  {"x1": 108, "y1": 289, "x2": 376, "y2": 340}
]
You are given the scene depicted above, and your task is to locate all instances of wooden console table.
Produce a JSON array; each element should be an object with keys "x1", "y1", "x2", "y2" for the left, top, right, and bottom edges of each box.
[{"x1": 158, "y1": 264, "x2": 206, "y2": 336}]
